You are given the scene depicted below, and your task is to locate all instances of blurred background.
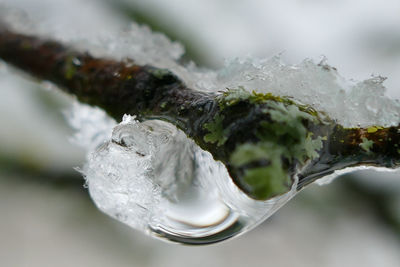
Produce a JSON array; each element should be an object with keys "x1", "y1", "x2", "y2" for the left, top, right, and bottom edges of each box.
[{"x1": 1, "y1": 0, "x2": 400, "y2": 266}]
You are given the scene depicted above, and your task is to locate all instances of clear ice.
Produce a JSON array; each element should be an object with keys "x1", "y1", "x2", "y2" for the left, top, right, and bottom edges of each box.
[
  {"x1": 2, "y1": 1, "x2": 400, "y2": 244},
  {"x1": 83, "y1": 115, "x2": 296, "y2": 244}
]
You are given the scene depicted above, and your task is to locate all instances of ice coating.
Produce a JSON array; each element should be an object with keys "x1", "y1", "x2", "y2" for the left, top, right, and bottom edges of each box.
[{"x1": 315, "y1": 165, "x2": 400, "y2": 186}]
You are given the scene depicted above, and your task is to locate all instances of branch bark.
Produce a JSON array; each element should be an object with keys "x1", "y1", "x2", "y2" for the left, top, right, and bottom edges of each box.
[{"x1": 1, "y1": 27, "x2": 399, "y2": 200}]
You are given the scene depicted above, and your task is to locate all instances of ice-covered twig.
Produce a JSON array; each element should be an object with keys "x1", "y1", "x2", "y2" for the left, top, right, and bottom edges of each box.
[{"x1": 1, "y1": 27, "x2": 399, "y2": 200}]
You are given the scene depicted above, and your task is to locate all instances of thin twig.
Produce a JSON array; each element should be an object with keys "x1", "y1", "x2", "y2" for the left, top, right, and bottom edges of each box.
[{"x1": 1, "y1": 27, "x2": 399, "y2": 200}]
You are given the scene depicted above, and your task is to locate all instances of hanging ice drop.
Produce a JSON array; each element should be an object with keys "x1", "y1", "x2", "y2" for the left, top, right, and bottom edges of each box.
[{"x1": 84, "y1": 115, "x2": 297, "y2": 244}]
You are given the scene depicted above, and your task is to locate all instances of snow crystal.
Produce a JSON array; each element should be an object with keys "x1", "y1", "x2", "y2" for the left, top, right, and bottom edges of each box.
[
  {"x1": 205, "y1": 57, "x2": 400, "y2": 127},
  {"x1": 65, "y1": 102, "x2": 116, "y2": 151}
]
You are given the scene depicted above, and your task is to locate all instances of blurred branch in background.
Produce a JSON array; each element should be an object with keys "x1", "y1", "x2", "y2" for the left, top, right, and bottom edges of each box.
[
  {"x1": 105, "y1": 0, "x2": 213, "y2": 67},
  {"x1": 343, "y1": 175, "x2": 400, "y2": 237},
  {"x1": 0, "y1": 153, "x2": 82, "y2": 188}
]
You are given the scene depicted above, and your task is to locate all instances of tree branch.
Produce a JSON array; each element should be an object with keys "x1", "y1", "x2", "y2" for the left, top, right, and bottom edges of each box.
[{"x1": 1, "y1": 27, "x2": 399, "y2": 200}]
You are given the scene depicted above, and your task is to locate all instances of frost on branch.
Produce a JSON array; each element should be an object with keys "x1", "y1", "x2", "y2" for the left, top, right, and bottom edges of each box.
[{"x1": 2, "y1": 4, "x2": 400, "y2": 128}]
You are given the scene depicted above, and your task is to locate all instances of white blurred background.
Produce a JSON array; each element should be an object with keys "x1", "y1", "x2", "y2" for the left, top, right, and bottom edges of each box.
[{"x1": 1, "y1": 0, "x2": 400, "y2": 266}]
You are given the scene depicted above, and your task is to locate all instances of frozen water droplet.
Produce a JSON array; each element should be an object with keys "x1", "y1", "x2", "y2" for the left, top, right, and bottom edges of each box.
[{"x1": 84, "y1": 118, "x2": 296, "y2": 244}]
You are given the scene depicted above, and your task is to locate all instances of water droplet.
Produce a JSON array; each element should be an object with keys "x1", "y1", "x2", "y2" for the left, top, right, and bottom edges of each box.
[{"x1": 84, "y1": 119, "x2": 296, "y2": 244}]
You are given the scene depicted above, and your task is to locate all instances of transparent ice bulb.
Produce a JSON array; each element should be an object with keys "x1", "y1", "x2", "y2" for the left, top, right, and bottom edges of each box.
[{"x1": 84, "y1": 115, "x2": 297, "y2": 244}]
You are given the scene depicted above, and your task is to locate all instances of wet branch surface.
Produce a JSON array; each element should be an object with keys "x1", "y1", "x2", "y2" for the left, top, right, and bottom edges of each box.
[{"x1": 1, "y1": 27, "x2": 399, "y2": 200}]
